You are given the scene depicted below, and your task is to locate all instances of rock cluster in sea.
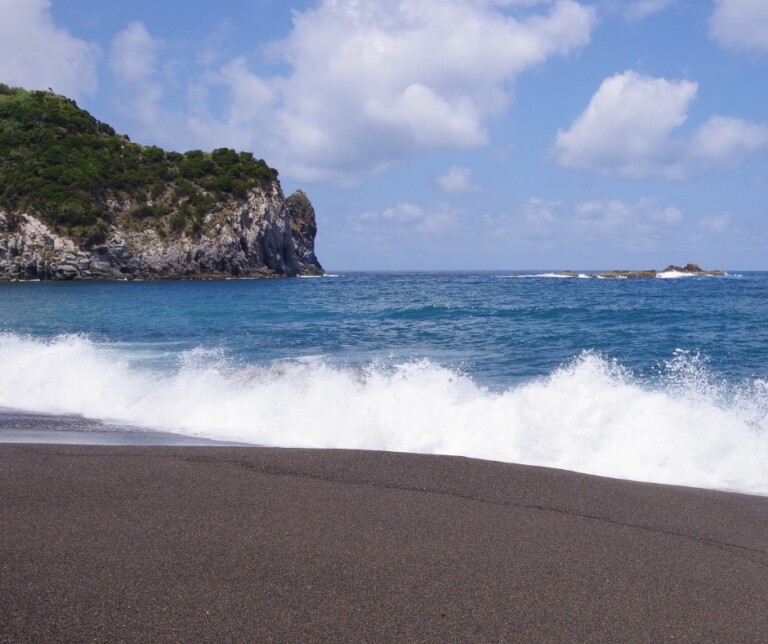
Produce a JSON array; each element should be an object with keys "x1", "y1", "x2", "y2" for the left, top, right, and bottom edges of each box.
[
  {"x1": 550, "y1": 264, "x2": 725, "y2": 279},
  {"x1": 596, "y1": 264, "x2": 724, "y2": 279},
  {"x1": 0, "y1": 184, "x2": 323, "y2": 280}
]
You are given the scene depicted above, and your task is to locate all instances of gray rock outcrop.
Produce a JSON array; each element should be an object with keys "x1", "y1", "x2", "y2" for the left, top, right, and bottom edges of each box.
[
  {"x1": 661, "y1": 263, "x2": 724, "y2": 276},
  {"x1": 286, "y1": 189, "x2": 324, "y2": 276},
  {"x1": 0, "y1": 185, "x2": 323, "y2": 280}
]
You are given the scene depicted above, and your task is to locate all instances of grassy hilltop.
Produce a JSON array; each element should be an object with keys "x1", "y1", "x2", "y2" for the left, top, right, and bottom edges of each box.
[{"x1": 0, "y1": 84, "x2": 280, "y2": 249}]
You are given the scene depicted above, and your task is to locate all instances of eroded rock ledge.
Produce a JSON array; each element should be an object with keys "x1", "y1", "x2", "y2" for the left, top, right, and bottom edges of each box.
[{"x1": 0, "y1": 186, "x2": 323, "y2": 281}]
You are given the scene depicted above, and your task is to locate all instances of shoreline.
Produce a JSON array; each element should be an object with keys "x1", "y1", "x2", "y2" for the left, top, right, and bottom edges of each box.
[
  {"x1": 2, "y1": 444, "x2": 767, "y2": 641},
  {"x1": 0, "y1": 408, "x2": 247, "y2": 447},
  {"x1": 1, "y1": 408, "x2": 765, "y2": 497}
]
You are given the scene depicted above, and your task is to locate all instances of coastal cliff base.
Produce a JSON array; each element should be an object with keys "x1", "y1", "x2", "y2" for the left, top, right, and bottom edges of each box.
[{"x1": 0, "y1": 185, "x2": 322, "y2": 280}]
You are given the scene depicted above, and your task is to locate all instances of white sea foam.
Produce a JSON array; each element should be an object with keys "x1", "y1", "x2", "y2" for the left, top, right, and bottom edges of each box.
[
  {"x1": 1, "y1": 333, "x2": 766, "y2": 495},
  {"x1": 657, "y1": 270, "x2": 696, "y2": 279},
  {"x1": 657, "y1": 271, "x2": 730, "y2": 279},
  {"x1": 513, "y1": 271, "x2": 735, "y2": 280},
  {"x1": 299, "y1": 273, "x2": 343, "y2": 278},
  {"x1": 533, "y1": 273, "x2": 577, "y2": 278},
  {"x1": 516, "y1": 273, "x2": 613, "y2": 279}
]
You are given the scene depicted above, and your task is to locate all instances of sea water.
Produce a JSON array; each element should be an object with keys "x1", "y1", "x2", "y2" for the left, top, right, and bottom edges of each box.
[{"x1": 1, "y1": 271, "x2": 766, "y2": 495}]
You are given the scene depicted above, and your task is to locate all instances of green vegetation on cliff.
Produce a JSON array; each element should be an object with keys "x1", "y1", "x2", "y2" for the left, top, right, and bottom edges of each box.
[{"x1": 0, "y1": 84, "x2": 278, "y2": 247}]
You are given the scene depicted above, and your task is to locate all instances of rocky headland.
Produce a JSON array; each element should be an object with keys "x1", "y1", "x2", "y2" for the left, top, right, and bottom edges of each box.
[
  {"x1": 0, "y1": 85, "x2": 322, "y2": 280},
  {"x1": 0, "y1": 186, "x2": 322, "y2": 280}
]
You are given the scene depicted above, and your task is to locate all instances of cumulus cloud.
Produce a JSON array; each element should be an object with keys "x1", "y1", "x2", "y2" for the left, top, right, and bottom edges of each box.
[
  {"x1": 692, "y1": 116, "x2": 768, "y2": 163},
  {"x1": 280, "y1": 0, "x2": 594, "y2": 176},
  {"x1": 710, "y1": 0, "x2": 768, "y2": 54},
  {"x1": 0, "y1": 0, "x2": 99, "y2": 98},
  {"x1": 178, "y1": 0, "x2": 596, "y2": 182},
  {"x1": 110, "y1": 22, "x2": 158, "y2": 85},
  {"x1": 553, "y1": 70, "x2": 697, "y2": 179},
  {"x1": 554, "y1": 70, "x2": 768, "y2": 179},
  {"x1": 98, "y1": 1, "x2": 596, "y2": 182},
  {"x1": 108, "y1": 22, "x2": 167, "y2": 130},
  {"x1": 187, "y1": 57, "x2": 277, "y2": 152},
  {"x1": 436, "y1": 166, "x2": 482, "y2": 196}
]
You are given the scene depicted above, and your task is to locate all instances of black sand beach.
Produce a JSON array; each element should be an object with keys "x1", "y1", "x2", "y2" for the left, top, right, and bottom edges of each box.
[{"x1": 2, "y1": 444, "x2": 767, "y2": 642}]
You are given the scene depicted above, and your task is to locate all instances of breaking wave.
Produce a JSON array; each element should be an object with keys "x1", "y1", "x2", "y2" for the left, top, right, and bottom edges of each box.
[{"x1": 1, "y1": 333, "x2": 766, "y2": 495}]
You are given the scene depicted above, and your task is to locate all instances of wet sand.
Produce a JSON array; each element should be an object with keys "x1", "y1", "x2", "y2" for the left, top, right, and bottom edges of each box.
[
  {"x1": 2, "y1": 444, "x2": 767, "y2": 642},
  {"x1": 0, "y1": 408, "x2": 246, "y2": 446}
]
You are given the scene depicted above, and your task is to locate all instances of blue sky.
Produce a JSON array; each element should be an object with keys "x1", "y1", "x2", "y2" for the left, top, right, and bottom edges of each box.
[{"x1": 1, "y1": 0, "x2": 767, "y2": 270}]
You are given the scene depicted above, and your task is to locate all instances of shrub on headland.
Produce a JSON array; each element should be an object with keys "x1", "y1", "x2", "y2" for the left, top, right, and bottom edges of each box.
[{"x1": 0, "y1": 85, "x2": 278, "y2": 239}]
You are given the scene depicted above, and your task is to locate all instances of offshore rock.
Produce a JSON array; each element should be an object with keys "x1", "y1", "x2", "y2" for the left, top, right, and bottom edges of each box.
[
  {"x1": 286, "y1": 190, "x2": 324, "y2": 276},
  {"x1": 551, "y1": 263, "x2": 725, "y2": 279},
  {"x1": 661, "y1": 263, "x2": 724, "y2": 276},
  {"x1": 0, "y1": 184, "x2": 323, "y2": 281},
  {"x1": 597, "y1": 270, "x2": 657, "y2": 279}
]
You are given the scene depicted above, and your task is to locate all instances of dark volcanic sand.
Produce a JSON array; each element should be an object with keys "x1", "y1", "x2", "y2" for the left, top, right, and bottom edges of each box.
[{"x1": 1, "y1": 445, "x2": 767, "y2": 642}]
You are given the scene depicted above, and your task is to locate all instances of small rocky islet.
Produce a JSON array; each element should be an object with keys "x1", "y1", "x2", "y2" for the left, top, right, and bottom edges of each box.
[
  {"x1": 561, "y1": 264, "x2": 725, "y2": 279},
  {"x1": 595, "y1": 264, "x2": 724, "y2": 279},
  {"x1": 508, "y1": 264, "x2": 725, "y2": 279}
]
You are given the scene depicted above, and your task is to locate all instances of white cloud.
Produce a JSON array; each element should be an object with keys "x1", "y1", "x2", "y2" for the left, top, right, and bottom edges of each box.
[
  {"x1": 108, "y1": 22, "x2": 167, "y2": 131},
  {"x1": 99, "y1": 1, "x2": 596, "y2": 183},
  {"x1": 574, "y1": 199, "x2": 637, "y2": 233},
  {"x1": 654, "y1": 206, "x2": 684, "y2": 224},
  {"x1": 361, "y1": 202, "x2": 425, "y2": 223},
  {"x1": 109, "y1": 22, "x2": 158, "y2": 85},
  {"x1": 364, "y1": 85, "x2": 485, "y2": 149},
  {"x1": 623, "y1": 0, "x2": 677, "y2": 21},
  {"x1": 186, "y1": 0, "x2": 595, "y2": 182},
  {"x1": 554, "y1": 71, "x2": 768, "y2": 179},
  {"x1": 356, "y1": 202, "x2": 462, "y2": 237},
  {"x1": 572, "y1": 197, "x2": 685, "y2": 241},
  {"x1": 553, "y1": 70, "x2": 697, "y2": 179},
  {"x1": 343, "y1": 193, "x2": 690, "y2": 267},
  {"x1": 692, "y1": 116, "x2": 768, "y2": 164},
  {"x1": 710, "y1": 0, "x2": 768, "y2": 54},
  {"x1": 0, "y1": 0, "x2": 99, "y2": 98},
  {"x1": 516, "y1": 197, "x2": 563, "y2": 240},
  {"x1": 187, "y1": 57, "x2": 277, "y2": 152},
  {"x1": 486, "y1": 196, "x2": 685, "y2": 249},
  {"x1": 436, "y1": 166, "x2": 482, "y2": 196}
]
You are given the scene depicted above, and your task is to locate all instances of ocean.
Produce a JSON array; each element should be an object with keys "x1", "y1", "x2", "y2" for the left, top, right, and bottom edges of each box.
[{"x1": 1, "y1": 271, "x2": 767, "y2": 495}]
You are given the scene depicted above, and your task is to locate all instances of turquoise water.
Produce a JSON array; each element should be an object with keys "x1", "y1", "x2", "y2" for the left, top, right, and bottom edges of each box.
[{"x1": 1, "y1": 271, "x2": 767, "y2": 493}]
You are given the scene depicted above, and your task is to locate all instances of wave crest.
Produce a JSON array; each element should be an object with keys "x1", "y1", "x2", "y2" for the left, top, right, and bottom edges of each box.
[{"x1": 0, "y1": 333, "x2": 766, "y2": 495}]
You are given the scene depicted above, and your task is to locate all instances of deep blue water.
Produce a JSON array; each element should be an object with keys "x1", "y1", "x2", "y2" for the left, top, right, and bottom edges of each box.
[
  {"x1": 2, "y1": 271, "x2": 767, "y2": 385},
  {"x1": 1, "y1": 271, "x2": 767, "y2": 494}
]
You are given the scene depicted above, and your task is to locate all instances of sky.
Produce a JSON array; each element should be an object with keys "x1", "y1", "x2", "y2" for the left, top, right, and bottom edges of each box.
[{"x1": 1, "y1": 0, "x2": 767, "y2": 270}]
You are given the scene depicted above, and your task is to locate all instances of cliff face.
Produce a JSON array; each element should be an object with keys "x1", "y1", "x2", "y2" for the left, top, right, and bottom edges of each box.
[
  {"x1": 0, "y1": 185, "x2": 322, "y2": 280},
  {"x1": 286, "y1": 189, "x2": 324, "y2": 276}
]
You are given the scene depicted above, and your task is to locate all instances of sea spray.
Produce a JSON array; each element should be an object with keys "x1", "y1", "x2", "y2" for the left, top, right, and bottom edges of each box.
[{"x1": 1, "y1": 333, "x2": 766, "y2": 495}]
